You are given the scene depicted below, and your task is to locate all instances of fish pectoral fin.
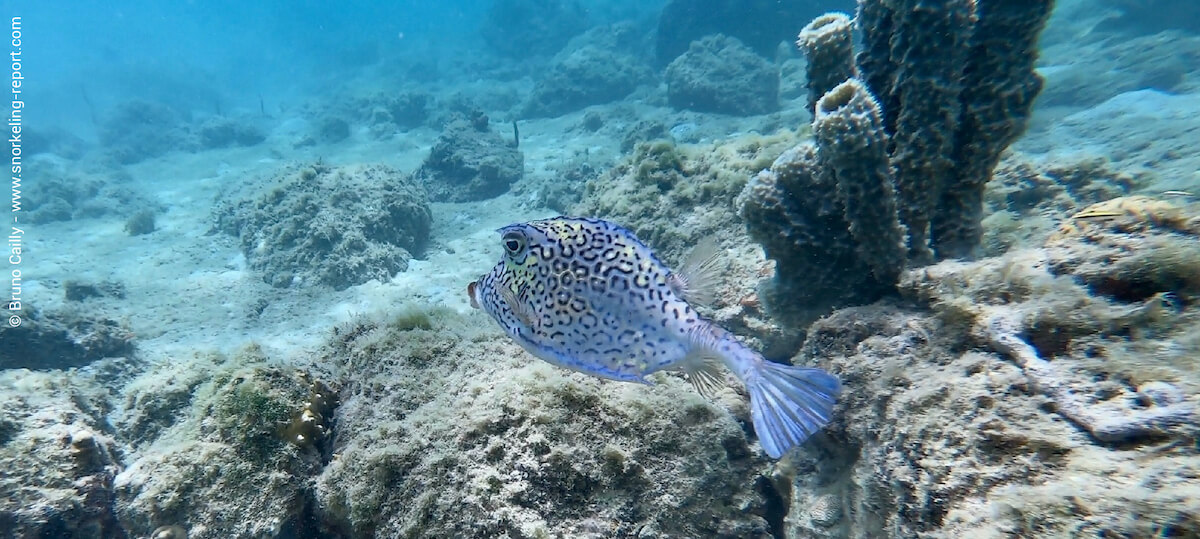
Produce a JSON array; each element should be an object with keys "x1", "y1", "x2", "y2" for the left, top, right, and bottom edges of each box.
[
  {"x1": 500, "y1": 286, "x2": 539, "y2": 329},
  {"x1": 668, "y1": 237, "x2": 725, "y2": 307},
  {"x1": 679, "y1": 350, "x2": 727, "y2": 399}
]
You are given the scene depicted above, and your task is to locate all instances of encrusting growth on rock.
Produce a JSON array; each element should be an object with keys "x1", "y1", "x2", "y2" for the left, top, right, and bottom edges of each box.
[{"x1": 980, "y1": 307, "x2": 1195, "y2": 443}]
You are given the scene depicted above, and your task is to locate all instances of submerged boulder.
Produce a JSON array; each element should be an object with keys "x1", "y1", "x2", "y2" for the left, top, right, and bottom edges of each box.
[
  {"x1": 0, "y1": 370, "x2": 123, "y2": 537},
  {"x1": 665, "y1": 34, "x2": 779, "y2": 116},
  {"x1": 99, "y1": 100, "x2": 197, "y2": 164},
  {"x1": 0, "y1": 304, "x2": 134, "y2": 370},
  {"x1": 521, "y1": 23, "x2": 655, "y2": 118},
  {"x1": 313, "y1": 308, "x2": 781, "y2": 537},
  {"x1": 215, "y1": 162, "x2": 431, "y2": 290},
  {"x1": 655, "y1": 0, "x2": 824, "y2": 66},
  {"x1": 414, "y1": 116, "x2": 524, "y2": 202},
  {"x1": 480, "y1": 0, "x2": 590, "y2": 59},
  {"x1": 113, "y1": 347, "x2": 336, "y2": 539}
]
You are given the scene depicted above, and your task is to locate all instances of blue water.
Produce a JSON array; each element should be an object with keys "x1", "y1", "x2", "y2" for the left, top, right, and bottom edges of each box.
[{"x1": 2, "y1": 1, "x2": 1198, "y2": 537}]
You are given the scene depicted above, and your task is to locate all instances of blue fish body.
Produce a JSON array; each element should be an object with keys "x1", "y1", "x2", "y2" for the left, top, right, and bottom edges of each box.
[{"x1": 469, "y1": 217, "x2": 841, "y2": 458}]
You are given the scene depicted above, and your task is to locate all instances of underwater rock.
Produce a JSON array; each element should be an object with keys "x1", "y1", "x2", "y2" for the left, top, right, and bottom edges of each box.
[
  {"x1": 22, "y1": 126, "x2": 87, "y2": 159},
  {"x1": 215, "y1": 162, "x2": 431, "y2": 290},
  {"x1": 619, "y1": 119, "x2": 670, "y2": 154},
  {"x1": 114, "y1": 354, "x2": 217, "y2": 449},
  {"x1": 1044, "y1": 195, "x2": 1200, "y2": 303},
  {"x1": 782, "y1": 238, "x2": 1200, "y2": 537},
  {"x1": 521, "y1": 23, "x2": 654, "y2": 118},
  {"x1": 313, "y1": 308, "x2": 778, "y2": 538},
  {"x1": 577, "y1": 132, "x2": 793, "y2": 262},
  {"x1": 338, "y1": 89, "x2": 434, "y2": 139},
  {"x1": 356, "y1": 90, "x2": 431, "y2": 136},
  {"x1": 0, "y1": 369, "x2": 123, "y2": 537},
  {"x1": 480, "y1": 0, "x2": 590, "y2": 59},
  {"x1": 655, "y1": 0, "x2": 824, "y2": 66},
  {"x1": 665, "y1": 34, "x2": 779, "y2": 116},
  {"x1": 315, "y1": 115, "x2": 351, "y2": 143},
  {"x1": 385, "y1": 91, "x2": 431, "y2": 129},
  {"x1": 195, "y1": 116, "x2": 265, "y2": 149},
  {"x1": 580, "y1": 110, "x2": 604, "y2": 131},
  {"x1": 64, "y1": 279, "x2": 127, "y2": 302},
  {"x1": 1098, "y1": 0, "x2": 1200, "y2": 35},
  {"x1": 1039, "y1": 30, "x2": 1200, "y2": 109},
  {"x1": 124, "y1": 208, "x2": 157, "y2": 236},
  {"x1": 512, "y1": 155, "x2": 601, "y2": 214},
  {"x1": 415, "y1": 116, "x2": 524, "y2": 202},
  {"x1": 0, "y1": 304, "x2": 135, "y2": 370},
  {"x1": 25, "y1": 170, "x2": 159, "y2": 225},
  {"x1": 981, "y1": 153, "x2": 1140, "y2": 256},
  {"x1": 99, "y1": 99, "x2": 197, "y2": 164},
  {"x1": 521, "y1": 45, "x2": 649, "y2": 118},
  {"x1": 114, "y1": 347, "x2": 334, "y2": 539}
]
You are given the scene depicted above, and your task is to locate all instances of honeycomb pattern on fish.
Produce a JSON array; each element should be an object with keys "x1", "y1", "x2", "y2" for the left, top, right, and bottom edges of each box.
[
  {"x1": 469, "y1": 216, "x2": 842, "y2": 459},
  {"x1": 473, "y1": 217, "x2": 717, "y2": 380}
]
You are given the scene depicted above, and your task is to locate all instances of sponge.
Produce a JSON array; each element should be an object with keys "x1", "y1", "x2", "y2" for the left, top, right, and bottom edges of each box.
[
  {"x1": 796, "y1": 13, "x2": 856, "y2": 117},
  {"x1": 812, "y1": 79, "x2": 908, "y2": 287}
]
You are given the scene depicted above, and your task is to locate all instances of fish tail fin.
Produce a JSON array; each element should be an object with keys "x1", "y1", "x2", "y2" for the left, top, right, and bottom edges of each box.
[{"x1": 745, "y1": 359, "x2": 841, "y2": 459}]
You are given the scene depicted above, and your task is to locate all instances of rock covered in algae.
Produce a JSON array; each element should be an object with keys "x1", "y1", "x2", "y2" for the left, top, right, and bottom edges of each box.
[
  {"x1": 0, "y1": 369, "x2": 123, "y2": 537},
  {"x1": 479, "y1": 0, "x2": 590, "y2": 59},
  {"x1": 521, "y1": 23, "x2": 654, "y2": 118},
  {"x1": 215, "y1": 161, "x2": 432, "y2": 290},
  {"x1": 312, "y1": 307, "x2": 787, "y2": 538},
  {"x1": 0, "y1": 302, "x2": 135, "y2": 370},
  {"x1": 779, "y1": 220, "x2": 1200, "y2": 536},
  {"x1": 414, "y1": 116, "x2": 524, "y2": 202},
  {"x1": 112, "y1": 346, "x2": 335, "y2": 538},
  {"x1": 665, "y1": 34, "x2": 779, "y2": 116},
  {"x1": 99, "y1": 99, "x2": 197, "y2": 164}
]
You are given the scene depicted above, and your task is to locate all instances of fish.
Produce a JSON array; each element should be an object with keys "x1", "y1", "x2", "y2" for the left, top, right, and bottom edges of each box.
[
  {"x1": 1069, "y1": 209, "x2": 1125, "y2": 221},
  {"x1": 467, "y1": 216, "x2": 841, "y2": 458}
]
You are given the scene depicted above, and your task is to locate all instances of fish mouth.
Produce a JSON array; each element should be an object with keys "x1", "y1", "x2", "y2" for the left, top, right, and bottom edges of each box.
[{"x1": 467, "y1": 281, "x2": 480, "y2": 309}]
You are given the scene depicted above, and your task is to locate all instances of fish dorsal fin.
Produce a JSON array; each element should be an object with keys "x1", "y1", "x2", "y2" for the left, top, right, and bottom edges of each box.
[
  {"x1": 668, "y1": 238, "x2": 724, "y2": 307},
  {"x1": 680, "y1": 350, "x2": 726, "y2": 399}
]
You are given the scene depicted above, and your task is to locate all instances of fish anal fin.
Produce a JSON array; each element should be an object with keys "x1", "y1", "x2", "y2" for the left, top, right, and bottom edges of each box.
[
  {"x1": 680, "y1": 350, "x2": 727, "y2": 399},
  {"x1": 668, "y1": 238, "x2": 725, "y2": 307}
]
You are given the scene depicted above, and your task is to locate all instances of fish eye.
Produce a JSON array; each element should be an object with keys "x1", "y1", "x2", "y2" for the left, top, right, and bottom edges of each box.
[{"x1": 502, "y1": 231, "x2": 525, "y2": 255}]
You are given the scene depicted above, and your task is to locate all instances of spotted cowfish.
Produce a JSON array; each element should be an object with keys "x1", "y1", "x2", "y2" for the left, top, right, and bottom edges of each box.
[{"x1": 467, "y1": 217, "x2": 841, "y2": 458}]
